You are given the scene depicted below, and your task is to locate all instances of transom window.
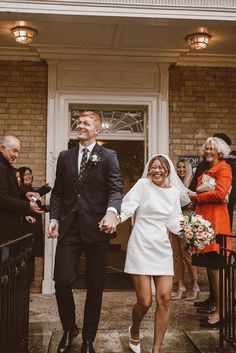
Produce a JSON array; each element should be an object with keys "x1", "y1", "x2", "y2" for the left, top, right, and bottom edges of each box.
[{"x1": 69, "y1": 105, "x2": 146, "y2": 141}]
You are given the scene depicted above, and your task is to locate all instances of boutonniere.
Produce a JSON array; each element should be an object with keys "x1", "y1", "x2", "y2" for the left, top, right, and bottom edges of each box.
[{"x1": 90, "y1": 153, "x2": 101, "y2": 165}]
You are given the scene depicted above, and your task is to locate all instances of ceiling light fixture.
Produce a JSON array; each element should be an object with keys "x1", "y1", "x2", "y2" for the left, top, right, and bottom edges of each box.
[
  {"x1": 186, "y1": 32, "x2": 211, "y2": 50},
  {"x1": 11, "y1": 26, "x2": 37, "y2": 44}
]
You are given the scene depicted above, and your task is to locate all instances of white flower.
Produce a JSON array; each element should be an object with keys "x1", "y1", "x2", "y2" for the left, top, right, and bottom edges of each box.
[{"x1": 90, "y1": 153, "x2": 101, "y2": 165}]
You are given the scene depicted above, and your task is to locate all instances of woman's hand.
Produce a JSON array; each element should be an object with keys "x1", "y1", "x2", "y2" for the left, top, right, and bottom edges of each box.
[{"x1": 187, "y1": 191, "x2": 197, "y2": 201}]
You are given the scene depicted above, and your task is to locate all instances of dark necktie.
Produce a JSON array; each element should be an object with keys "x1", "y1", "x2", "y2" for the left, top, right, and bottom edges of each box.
[{"x1": 79, "y1": 148, "x2": 88, "y2": 181}]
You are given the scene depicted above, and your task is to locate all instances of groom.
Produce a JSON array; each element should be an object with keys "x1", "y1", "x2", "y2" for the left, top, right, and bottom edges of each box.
[{"x1": 48, "y1": 111, "x2": 123, "y2": 353}]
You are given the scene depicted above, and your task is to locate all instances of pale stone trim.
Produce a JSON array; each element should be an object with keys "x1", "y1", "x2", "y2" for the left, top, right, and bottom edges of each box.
[
  {"x1": 1, "y1": 47, "x2": 236, "y2": 68},
  {"x1": 42, "y1": 60, "x2": 58, "y2": 295},
  {"x1": 177, "y1": 54, "x2": 236, "y2": 67},
  {"x1": 43, "y1": 90, "x2": 169, "y2": 293},
  {"x1": 1, "y1": 0, "x2": 236, "y2": 20},
  {"x1": 0, "y1": 47, "x2": 40, "y2": 61},
  {"x1": 1, "y1": 0, "x2": 236, "y2": 9}
]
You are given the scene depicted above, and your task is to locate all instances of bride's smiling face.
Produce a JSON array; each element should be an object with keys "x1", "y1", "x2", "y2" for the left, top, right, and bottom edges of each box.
[{"x1": 149, "y1": 159, "x2": 168, "y2": 187}]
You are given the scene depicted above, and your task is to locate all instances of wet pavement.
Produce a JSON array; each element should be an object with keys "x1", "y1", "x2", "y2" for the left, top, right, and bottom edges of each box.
[{"x1": 28, "y1": 290, "x2": 235, "y2": 353}]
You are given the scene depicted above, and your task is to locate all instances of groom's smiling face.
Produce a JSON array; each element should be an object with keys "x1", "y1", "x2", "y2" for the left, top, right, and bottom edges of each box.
[{"x1": 76, "y1": 115, "x2": 101, "y2": 144}]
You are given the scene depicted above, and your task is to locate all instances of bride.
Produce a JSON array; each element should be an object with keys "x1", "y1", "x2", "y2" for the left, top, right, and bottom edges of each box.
[{"x1": 118, "y1": 154, "x2": 190, "y2": 353}]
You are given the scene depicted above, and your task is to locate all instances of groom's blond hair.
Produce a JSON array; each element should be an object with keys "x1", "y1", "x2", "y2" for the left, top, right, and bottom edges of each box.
[{"x1": 80, "y1": 111, "x2": 102, "y2": 126}]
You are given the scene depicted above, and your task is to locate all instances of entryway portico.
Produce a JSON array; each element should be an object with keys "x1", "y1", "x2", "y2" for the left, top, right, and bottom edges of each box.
[
  {"x1": 0, "y1": 0, "x2": 236, "y2": 294},
  {"x1": 43, "y1": 59, "x2": 170, "y2": 293}
]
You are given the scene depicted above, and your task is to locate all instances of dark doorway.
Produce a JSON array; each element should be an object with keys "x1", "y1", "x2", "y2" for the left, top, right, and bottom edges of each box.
[{"x1": 69, "y1": 139, "x2": 145, "y2": 289}]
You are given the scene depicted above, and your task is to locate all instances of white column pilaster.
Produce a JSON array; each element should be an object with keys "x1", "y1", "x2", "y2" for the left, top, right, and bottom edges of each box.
[
  {"x1": 158, "y1": 62, "x2": 170, "y2": 155},
  {"x1": 42, "y1": 60, "x2": 58, "y2": 294}
]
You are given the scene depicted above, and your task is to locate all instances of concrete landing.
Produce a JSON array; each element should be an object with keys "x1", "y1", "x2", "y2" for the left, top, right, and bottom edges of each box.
[
  {"x1": 28, "y1": 291, "x2": 232, "y2": 353},
  {"x1": 184, "y1": 330, "x2": 236, "y2": 353},
  {"x1": 29, "y1": 327, "x2": 197, "y2": 353}
]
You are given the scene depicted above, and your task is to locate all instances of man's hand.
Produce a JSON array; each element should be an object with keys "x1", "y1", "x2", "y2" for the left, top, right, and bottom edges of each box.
[
  {"x1": 26, "y1": 191, "x2": 40, "y2": 200},
  {"x1": 25, "y1": 216, "x2": 36, "y2": 224},
  {"x1": 29, "y1": 201, "x2": 43, "y2": 214},
  {"x1": 99, "y1": 211, "x2": 119, "y2": 234},
  {"x1": 47, "y1": 220, "x2": 59, "y2": 238}
]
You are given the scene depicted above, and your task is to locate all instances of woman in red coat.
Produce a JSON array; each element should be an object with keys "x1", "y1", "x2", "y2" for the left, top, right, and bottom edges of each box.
[{"x1": 188, "y1": 136, "x2": 232, "y2": 328}]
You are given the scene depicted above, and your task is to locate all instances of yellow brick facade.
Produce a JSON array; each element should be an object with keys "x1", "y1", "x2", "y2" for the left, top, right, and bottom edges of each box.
[
  {"x1": 169, "y1": 66, "x2": 236, "y2": 164},
  {"x1": 0, "y1": 60, "x2": 47, "y2": 186}
]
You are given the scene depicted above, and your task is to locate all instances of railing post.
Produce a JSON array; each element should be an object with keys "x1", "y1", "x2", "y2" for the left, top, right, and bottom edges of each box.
[
  {"x1": 0, "y1": 234, "x2": 33, "y2": 353},
  {"x1": 216, "y1": 233, "x2": 236, "y2": 351},
  {"x1": 217, "y1": 233, "x2": 224, "y2": 351}
]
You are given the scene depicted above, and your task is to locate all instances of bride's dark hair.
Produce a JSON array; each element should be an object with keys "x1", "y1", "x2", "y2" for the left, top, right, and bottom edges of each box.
[{"x1": 148, "y1": 155, "x2": 171, "y2": 176}]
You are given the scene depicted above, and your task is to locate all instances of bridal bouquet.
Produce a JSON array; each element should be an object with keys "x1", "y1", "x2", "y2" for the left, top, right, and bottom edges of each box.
[{"x1": 179, "y1": 211, "x2": 215, "y2": 250}]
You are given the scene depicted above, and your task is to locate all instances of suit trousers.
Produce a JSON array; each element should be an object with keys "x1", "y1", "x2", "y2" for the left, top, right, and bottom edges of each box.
[{"x1": 54, "y1": 215, "x2": 109, "y2": 342}]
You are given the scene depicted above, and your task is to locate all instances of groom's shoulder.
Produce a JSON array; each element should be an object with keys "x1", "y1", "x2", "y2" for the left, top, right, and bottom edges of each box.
[
  {"x1": 59, "y1": 146, "x2": 78, "y2": 158},
  {"x1": 97, "y1": 145, "x2": 117, "y2": 157}
]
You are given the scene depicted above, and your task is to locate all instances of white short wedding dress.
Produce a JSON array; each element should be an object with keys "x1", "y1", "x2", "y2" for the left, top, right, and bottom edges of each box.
[{"x1": 120, "y1": 178, "x2": 183, "y2": 276}]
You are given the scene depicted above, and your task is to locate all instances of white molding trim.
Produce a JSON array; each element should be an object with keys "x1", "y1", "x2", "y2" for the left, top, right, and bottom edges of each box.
[
  {"x1": 42, "y1": 60, "x2": 58, "y2": 295},
  {"x1": 177, "y1": 54, "x2": 236, "y2": 67},
  {"x1": 55, "y1": 91, "x2": 166, "y2": 156},
  {"x1": 1, "y1": 0, "x2": 236, "y2": 20},
  {"x1": 43, "y1": 89, "x2": 168, "y2": 293},
  {"x1": 0, "y1": 47, "x2": 40, "y2": 61},
  {"x1": 35, "y1": 46, "x2": 184, "y2": 62},
  {"x1": 1, "y1": 46, "x2": 236, "y2": 68}
]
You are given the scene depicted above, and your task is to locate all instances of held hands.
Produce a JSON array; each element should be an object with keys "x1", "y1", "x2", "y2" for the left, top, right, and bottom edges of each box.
[
  {"x1": 99, "y1": 211, "x2": 120, "y2": 234},
  {"x1": 26, "y1": 191, "x2": 40, "y2": 200},
  {"x1": 47, "y1": 220, "x2": 59, "y2": 238},
  {"x1": 29, "y1": 201, "x2": 43, "y2": 214}
]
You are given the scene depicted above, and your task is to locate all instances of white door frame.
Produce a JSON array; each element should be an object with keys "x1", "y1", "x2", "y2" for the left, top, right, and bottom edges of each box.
[{"x1": 42, "y1": 90, "x2": 169, "y2": 294}]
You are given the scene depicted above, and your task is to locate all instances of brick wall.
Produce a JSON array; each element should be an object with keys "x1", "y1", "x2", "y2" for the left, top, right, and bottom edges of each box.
[
  {"x1": 0, "y1": 60, "x2": 47, "y2": 292},
  {"x1": 169, "y1": 66, "x2": 236, "y2": 165},
  {"x1": 0, "y1": 60, "x2": 48, "y2": 186}
]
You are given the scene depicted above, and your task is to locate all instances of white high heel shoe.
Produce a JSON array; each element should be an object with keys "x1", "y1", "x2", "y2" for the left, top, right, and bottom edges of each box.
[{"x1": 128, "y1": 325, "x2": 141, "y2": 353}]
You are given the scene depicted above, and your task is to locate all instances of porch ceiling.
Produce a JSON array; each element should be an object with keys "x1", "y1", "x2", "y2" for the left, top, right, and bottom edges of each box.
[{"x1": 0, "y1": 12, "x2": 236, "y2": 65}]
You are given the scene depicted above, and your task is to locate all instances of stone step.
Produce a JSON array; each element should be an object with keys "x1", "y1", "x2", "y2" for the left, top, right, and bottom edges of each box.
[
  {"x1": 28, "y1": 328, "x2": 198, "y2": 353},
  {"x1": 184, "y1": 329, "x2": 236, "y2": 353},
  {"x1": 26, "y1": 328, "x2": 236, "y2": 353}
]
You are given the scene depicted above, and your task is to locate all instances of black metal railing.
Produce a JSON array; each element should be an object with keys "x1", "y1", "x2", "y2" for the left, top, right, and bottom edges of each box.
[
  {"x1": 0, "y1": 234, "x2": 33, "y2": 353},
  {"x1": 217, "y1": 233, "x2": 236, "y2": 351}
]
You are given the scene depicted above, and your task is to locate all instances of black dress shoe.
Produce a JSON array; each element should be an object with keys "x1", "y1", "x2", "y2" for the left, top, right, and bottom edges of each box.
[
  {"x1": 57, "y1": 325, "x2": 79, "y2": 353},
  {"x1": 194, "y1": 297, "x2": 215, "y2": 308},
  {"x1": 200, "y1": 319, "x2": 221, "y2": 328},
  {"x1": 81, "y1": 340, "x2": 96, "y2": 353},
  {"x1": 197, "y1": 305, "x2": 216, "y2": 315}
]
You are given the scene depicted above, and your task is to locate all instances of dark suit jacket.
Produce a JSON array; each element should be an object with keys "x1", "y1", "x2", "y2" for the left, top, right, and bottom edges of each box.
[
  {"x1": 0, "y1": 153, "x2": 31, "y2": 242},
  {"x1": 50, "y1": 143, "x2": 123, "y2": 242}
]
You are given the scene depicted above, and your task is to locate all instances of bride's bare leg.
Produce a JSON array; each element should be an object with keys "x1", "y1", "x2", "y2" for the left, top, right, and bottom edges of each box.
[
  {"x1": 130, "y1": 275, "x2": 152, "y2": 341},
  {"x1": 152, "y1": 275, "x2": 173, "y2": 353}
]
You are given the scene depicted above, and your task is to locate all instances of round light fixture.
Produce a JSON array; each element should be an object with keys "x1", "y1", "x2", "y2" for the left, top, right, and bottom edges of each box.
[
  {"x1": 186, "y1": 32, "x2": 211, "y2": 50},
  {"x1": 11, "y1": 26, "x2": 37, "y2": 44}
]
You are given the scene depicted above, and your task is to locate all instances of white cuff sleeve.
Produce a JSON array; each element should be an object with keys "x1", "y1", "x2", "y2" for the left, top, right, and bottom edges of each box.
[{"x1": 107, "y1": 207, "x2": 118, "y2": 216}]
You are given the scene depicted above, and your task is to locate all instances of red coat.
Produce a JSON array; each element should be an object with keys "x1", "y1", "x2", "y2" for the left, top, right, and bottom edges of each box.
[{"x1": 195, "y1": 160, "x2": 232, "y2": 253}]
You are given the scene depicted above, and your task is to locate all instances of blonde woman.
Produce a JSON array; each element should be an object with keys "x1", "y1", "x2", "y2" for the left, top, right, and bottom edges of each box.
[{"x1": 171, "y1": 159, "x2": 200, "y2": 300}]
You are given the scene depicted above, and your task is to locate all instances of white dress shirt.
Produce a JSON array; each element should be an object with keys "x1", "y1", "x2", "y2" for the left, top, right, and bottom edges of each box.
[{"x1": 78, "y1": 141, "x2": 96, "y2": 174}]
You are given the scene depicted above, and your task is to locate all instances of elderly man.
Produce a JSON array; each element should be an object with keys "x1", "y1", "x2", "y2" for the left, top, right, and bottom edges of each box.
[{"x1": 0, "y1": 135, "x2": 42, "y2": 245}]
